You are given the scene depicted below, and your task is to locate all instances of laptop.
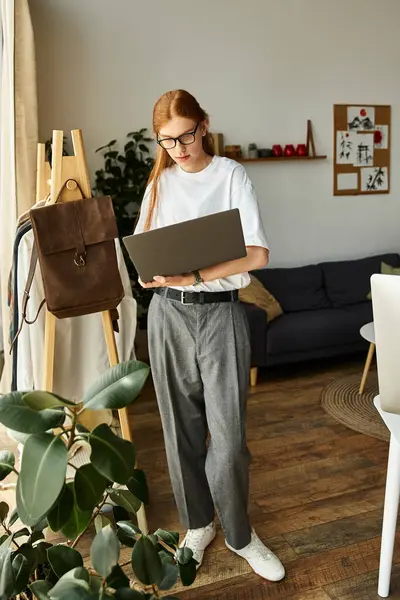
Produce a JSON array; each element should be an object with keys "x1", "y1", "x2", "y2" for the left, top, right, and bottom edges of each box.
[{"x1": 122, "y1": 208, "x2": 246, "y2": 283}]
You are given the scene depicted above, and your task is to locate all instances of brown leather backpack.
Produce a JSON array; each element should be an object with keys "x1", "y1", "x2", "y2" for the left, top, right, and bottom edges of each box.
[{"x1": 10, "y1": 180, "x2": 124, "y2": 351}]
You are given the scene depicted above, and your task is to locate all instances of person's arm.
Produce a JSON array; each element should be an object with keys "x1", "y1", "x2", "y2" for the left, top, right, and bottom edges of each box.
[{"x1": 139, "y1": 246, "x2": 269, "y2": 288}]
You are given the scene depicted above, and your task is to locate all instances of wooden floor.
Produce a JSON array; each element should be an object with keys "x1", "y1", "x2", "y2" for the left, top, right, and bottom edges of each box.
[
  {"x1": 2, "y1": 355, "x2": 400, "y2": 599},
  {"x1": 129, "y1": 356, "x2": 400, "y2": 599}
]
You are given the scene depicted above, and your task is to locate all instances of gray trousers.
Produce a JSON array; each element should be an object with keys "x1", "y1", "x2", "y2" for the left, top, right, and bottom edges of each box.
[{"x1": 147, "y1": 290, "x2": 252, "y2": 549}]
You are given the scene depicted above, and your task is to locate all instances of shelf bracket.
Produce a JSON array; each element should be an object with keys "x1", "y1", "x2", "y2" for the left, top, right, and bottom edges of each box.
[{"x1": 306, "y1": 120, "x2": 316, "y2": 157}]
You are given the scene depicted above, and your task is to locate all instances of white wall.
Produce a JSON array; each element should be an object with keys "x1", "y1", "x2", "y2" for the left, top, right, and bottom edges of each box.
[{"x1": 29, "y1": 0, "x2": 400, "y2": 267}]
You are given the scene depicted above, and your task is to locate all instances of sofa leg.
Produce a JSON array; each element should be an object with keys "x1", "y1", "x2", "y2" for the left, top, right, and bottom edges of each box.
[{"x1": 250, "y1": 367, "x2": 258, "y2": 387}]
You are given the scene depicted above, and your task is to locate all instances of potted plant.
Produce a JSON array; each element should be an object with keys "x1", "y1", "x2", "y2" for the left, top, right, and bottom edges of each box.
[
  {"x1": 94, "y1": 131, "x2": 155, "y2": 329},
  {"x1": 0, "y1": 360, "x2": 197, "y2": 599}
]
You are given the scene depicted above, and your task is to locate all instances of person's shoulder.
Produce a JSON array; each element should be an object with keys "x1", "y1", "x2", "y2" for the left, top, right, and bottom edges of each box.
[
  {"x1": 214, "y1": 155, "x2": 251, "y2": 187},
  {"x1": 214, "y1": 155, "x2": 244, "y2": 173}
]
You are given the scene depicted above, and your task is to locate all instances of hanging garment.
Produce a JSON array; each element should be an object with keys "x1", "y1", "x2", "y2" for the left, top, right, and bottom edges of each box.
[{"x1": 15, "y1": 228, "x2": 137, "y2": 401}]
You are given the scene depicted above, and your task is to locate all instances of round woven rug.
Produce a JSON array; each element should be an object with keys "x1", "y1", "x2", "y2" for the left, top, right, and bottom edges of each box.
[{"x1": 321, "y1": 371, "x2": 389, "y2": 442}]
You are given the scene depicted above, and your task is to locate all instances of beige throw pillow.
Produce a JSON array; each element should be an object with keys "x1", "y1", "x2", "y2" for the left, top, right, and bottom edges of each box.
[{"x1": 239, "y1": 274, "x2": 283, "y2": 322}]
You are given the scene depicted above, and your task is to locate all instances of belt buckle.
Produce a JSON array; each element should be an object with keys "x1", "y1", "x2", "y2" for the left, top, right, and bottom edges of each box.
[{"x1": 181, "y1": 291, "x2": 194, "y2": 305}]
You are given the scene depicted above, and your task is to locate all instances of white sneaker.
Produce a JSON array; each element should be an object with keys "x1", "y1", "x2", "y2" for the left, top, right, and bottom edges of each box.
[
  {"x1": 225, "y1": 529, "x2": 285, "y2": 582},
  {"x1": 179, "y1": 522, "x2": 216, "y2": 568}
]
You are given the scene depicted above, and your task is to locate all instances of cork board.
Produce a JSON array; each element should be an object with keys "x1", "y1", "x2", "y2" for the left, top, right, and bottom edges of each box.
[{"x1": 333, "y1": 104, "x2": 391, "y2": 196}]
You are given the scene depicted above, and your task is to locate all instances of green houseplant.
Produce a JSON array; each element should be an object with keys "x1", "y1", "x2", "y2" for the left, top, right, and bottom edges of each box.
[
  {"x1": 94, "y1": 131, "x2": 155, "y2": 328},
  {"x1": 0, "y1": 360, "x2": 197, "y2": 599}
]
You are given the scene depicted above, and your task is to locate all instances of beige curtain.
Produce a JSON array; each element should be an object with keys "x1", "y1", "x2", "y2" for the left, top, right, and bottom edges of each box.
[
  {"x1": 0, "y1": 0, "x2": 38, "y2": 393},
  {"x1": 15, "y1": 0, "x2": 38, "y2": 217}
]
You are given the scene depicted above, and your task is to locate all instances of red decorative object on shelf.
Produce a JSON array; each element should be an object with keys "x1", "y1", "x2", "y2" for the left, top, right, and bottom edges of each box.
[
  {"x1": 284, "y1": 144, "x2": 295, "y2": 157},
  {"x1": 272, "y1": 144, "x2": 283, "y2": 157},
  {"x1": 296, "y1": 143, "x2": 308, "y2": 156}
]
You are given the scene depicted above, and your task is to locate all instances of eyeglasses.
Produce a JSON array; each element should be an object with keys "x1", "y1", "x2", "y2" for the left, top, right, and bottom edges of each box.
[{"x1": 157, "y1": 123, "x2": 199, "y2": 150}]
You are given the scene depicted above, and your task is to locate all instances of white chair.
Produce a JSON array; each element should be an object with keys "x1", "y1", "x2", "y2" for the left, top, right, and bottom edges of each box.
[{"x1": 370, "y1": 273, "x2": 400, "y2": 597}]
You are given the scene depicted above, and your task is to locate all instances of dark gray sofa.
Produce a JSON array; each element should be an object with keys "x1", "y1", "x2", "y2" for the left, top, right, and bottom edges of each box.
[{"x1": 242, "y1": 252, "x2": 400, "y2": 371}]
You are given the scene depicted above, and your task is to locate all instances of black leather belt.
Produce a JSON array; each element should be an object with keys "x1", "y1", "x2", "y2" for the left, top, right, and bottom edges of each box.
[{"x1": 154, "y1": 287, "x2": 239, "y2": 305}]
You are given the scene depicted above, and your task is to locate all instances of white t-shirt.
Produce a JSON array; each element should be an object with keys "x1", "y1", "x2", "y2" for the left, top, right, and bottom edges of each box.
[{"x1": 134, "y1": 155, "x2": 269, "y2": 292}]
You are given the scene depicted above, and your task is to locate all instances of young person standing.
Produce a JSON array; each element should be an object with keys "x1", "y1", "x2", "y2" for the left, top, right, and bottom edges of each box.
[{"x1": 134, "y1": 89, "x2": 285, "y2": 582}]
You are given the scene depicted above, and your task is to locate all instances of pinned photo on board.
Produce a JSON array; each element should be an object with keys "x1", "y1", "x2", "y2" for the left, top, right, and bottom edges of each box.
[
  {"x1": 337, "y1": 172, "x2": 358, "y2": 191},
  {"x1": 336, "y1": 131, "x2": 356, "y2": 164},
  {"x1": 361, "y1": 166, "x2": 388, "y2": 192},
  {"x1": 374, "y1": 125, "x2": 389, "y2": 149},
  {"x1": 354, "y1": 134, "x2": 374, "y2": 167},
  {"x1": 347, "y1": 106, "x2": 375, "y2": 131}
]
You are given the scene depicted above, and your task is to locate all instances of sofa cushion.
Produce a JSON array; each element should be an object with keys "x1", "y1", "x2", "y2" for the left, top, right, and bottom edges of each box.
[
  {"x1": 321, "y1": 253, "x2": 400, "y2": 308},
  {"x1": 267, "y1": 303, "x2": 373, "y2": 356},
  {"x1": 253, "y1": 265, "x2": 330, "y2": 312},
  {"x1": 239, "y1": 274, "x2": 283, "y2": 322}
]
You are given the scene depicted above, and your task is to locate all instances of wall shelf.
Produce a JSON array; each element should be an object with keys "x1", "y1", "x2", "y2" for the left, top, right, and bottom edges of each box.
[{"x1": 237, "y1": 155, "x2": 327, "y2": 163}]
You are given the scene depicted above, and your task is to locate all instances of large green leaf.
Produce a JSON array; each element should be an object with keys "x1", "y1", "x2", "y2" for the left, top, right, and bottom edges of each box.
[
  {"x1": 50, "y1": 585, "x2": 92, "y2": 600},
  {"x1": 29, "y1": 579, "x2": 52, "y2": 599},
  {"x1": 178, "y1": 559, "x2": 197, "y2": 586},
  {"x1": 131, "y1": 535, "x2": 162, "y2": 586},
  {"x1": 106, "y1": 563, "x2": 129, "y2": 589},
  {"x1": 0, "y1": 547, "x2": 15, "y2": 598},
  {"x1": 17, "y1": 433, "x2": 68, "y2": 526},
  {"x1": 91, "y1": 525, "x2": 120, "y2": 577},
  {"x1": 17, "y1": 542, "x2": 38, "y2": 572},
  {"x1": 47, "y1": 566, "x2": 90, "y2": 599},
  {"x1": 89, "y1": 574, "x2": 102, "y2": 593},
  {"x1": 32, "y1": 515, "x2": 49, "y2": 532},
  {"x1": 176, "y1": 546, "x2": 193, "y2": 565},
  {"x1": 127, "y1": 469, "x2": 149, "y2": 504},
  {"x1": 0, "y1": 534, "x2": 12, "y2": 562},
  {"x1": 23, "y1": 391, "x2": 75, "y2": 410},
  {"x1": 0, "y1": 501, "x2": 8, "y2": 522},
  {"x1": 158, "y1": 557, "x2": 178, "y2": 590},
  {"x1": 116, "y1": 520, "x2": 140, "y2": 547},
  {"x1": 154, "y1": 529, "x2": 179, "y2": 547},
  {"x1": 8, "y1": 507, "x2": 19, "y2": 527},
  {"x1": 47, "y1": 484, "x2": 74, "y2": 532},
  {"x1": 89, "y1": 424, "x2": 135, "y2": 484},
  {"x1": 0, "y1": 392, "x2": 65, "y2": 433},
  {"x1": 0, "y1": 450, "x2": 15, "y2": 480},
  {"x1": 83, "y1": 360, "x2": 150, "y2": 410},
  {"x1": 6, "y1": 428, "x2": 31, "y2": 444},
  {"x1": 113, "y1": 505, "x2": 130, "y2": 524},
  {"x1": 60, "y1": 484, "x2": 92, "y2": 540},
  {"x1": 107, "y1": 488, "x2": 141, "y2": 513},
  {"x1": 47, "y1": 545, "x2": 83, "y2": 579},
  {"x1": 94, "y1": 514, "x2": 112, "y2": 533},
  {"x1": 12, "y1": 552, "x2": 31, "y2": 595},
  {"x1": 35, "y1": 541, "x2": 53, "y2": 566},
  {"x1": 74, "y1": 463, "x2": 109, "y2": 511}
]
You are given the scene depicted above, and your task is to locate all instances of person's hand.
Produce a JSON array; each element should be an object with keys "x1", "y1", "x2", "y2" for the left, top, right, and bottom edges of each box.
[{"x1": 139, "y1": 274, "x2": 195, "y2": 289}]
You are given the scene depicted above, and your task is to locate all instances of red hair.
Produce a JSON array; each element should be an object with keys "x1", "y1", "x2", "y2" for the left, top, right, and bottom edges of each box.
[{"x1": 143, "y1": 90, "x2": 215, "y2": 231}]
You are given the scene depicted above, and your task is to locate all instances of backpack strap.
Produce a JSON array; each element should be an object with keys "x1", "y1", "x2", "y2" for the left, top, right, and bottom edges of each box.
[{"x1": 9, "y1": 243, "x2": 45, "y2": 355}]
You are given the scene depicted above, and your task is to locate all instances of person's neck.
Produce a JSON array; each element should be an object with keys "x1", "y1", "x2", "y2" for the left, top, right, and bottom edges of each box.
[{"x1": 180, "y1": 153, "x2": 213, "y2": 173}]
